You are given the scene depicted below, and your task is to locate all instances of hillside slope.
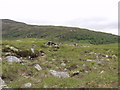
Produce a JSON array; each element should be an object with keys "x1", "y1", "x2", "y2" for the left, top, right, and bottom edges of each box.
[
  {"x1": 1, "y1": 38, "x2": 118, "y2": 88},
  {"x1": 2, "y1": 19, "x2": 118, "y2": 44}
]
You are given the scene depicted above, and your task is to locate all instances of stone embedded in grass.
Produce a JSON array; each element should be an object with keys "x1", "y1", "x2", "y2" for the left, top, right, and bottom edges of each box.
[
  {"x1": 16, "y1": 49, "x2": 40, "y2": 58},
  {"x1": 49, "y1": 70, "x2": 70, "y2": 78},
  {"x1": 40, "y1": 50, "x2": 46, "y2": 56},
  {"x1": 44, "y1": 41, "x2": 60, "y2": 49},
  {"x1": 83, "y1": 45, "x2": 90, "y2": 47},
  {"x1": 16, "y1": 40, "x2": 22, "y2": 42},
  {"x1": 5, "y1": 52, "x2": 11, "y2": 56},
  {"x1": 99, "y1": 70, "x2": 104, "y2": 74},
  {"x1": 71, "y1": 71, "x2": 80, "y2": 77},
  {"x1": 53, "y1": 44, "x2": 60, "y2": 49},
  {"x1": 34, "y1": 64, "x2": 42, "y2": 71},
  {"x1": 24, "y1": 83, "x2": 32, "y2": 88},
  {"x1": 0, "y1": 77, "x2": 10, "y2": 89},
  {"x1": 44, "y1": 41, "x2": 55, "y2": 46},
  {"x1": 61, "y1": 62, "x2": 66, "y2": 66},
  {"x1": 6, "y1": 56, "x2": 22, "y2": 63},
  {"x1": 3, "y1": 45, "x2": 18, "y2": 52},
  {"x1": 30, "y1": 48, "x2": 35, "y2": 53},
  {"x1": 112, "y1": 55, "x2": 117, "y2": 59},
  {"x1": 0, "y1": 77, "x2": 5, "y2": 85},
  {"x1": 87, "y1": 59, "x2": 102, "y2": 63},
  {"x1": 9, "y1": 46, "x2": 18, "y2": 52}
]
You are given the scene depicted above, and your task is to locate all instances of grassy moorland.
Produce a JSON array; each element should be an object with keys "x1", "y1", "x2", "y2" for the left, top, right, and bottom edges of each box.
[
  {"x1": 1, "y1": 38, "x2": 118, "y2": 88},
  {"x1": 1, "y1": 19, "x2": 119, "y2": 88}
]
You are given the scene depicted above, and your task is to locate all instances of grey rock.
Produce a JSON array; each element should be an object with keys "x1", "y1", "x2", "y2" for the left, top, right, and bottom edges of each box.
[
  {"x1": 24, "y1": 83, "x2": 32, "y2": 88},
  {"x1": 71, "y1": 71, "x2": 80, "y2": 77},
  {"x1": 0, "y1": 77, "x2": 5, "y2": 85},
  {"x1": 49, "y1": 70, "x2": 69, "y2": 78},
  {"x1": 30, "y1": 48, "x2": 35, "y2": 53},
  {"x1": 9, "y1": 46, "x2": 18, "y2": 52},
  {"x1": 16, "y1": 40, "x2": 22, "y2": 42},
  {"x1": 6, "y1": 56, "x2": 21, "y2": 63},
  {"x1": 0, "y1": 77, "x2": 10, "y2": 89},
  {"x1": 87, "y1": 59, "x2": 103, "y2": 64},
  {"x1": 61, "y1": 62, "x2": 66, "y2": 66},
  {"x1": 112, "y1": 55, "x2": 117, "y2": 59},
  {"x1": 5, "y1": 52, "x2": 11, "y2": 56},
  {"x1": 53, "y1": 44, "x2": 60, "y2": 49},
  {"x1": 45, "y1": 41, "x2": 55, "y2": 46},
  {"x1": 34, "y1": 64, "x2": 42, "y2": 71}
]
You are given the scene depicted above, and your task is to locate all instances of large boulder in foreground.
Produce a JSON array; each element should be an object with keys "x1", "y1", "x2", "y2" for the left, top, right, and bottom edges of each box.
[
  {"x1": 49, "y1": 70, "x2": 69, "y2": 78},
  {"x1": 6, "y1": 56, "x2": 22, "y2": 63}
]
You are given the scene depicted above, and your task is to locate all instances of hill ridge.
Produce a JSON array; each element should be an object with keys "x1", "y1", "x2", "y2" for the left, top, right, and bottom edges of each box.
[{"x1": 2, "y1": 19, "x2": 118, "y2": 44}]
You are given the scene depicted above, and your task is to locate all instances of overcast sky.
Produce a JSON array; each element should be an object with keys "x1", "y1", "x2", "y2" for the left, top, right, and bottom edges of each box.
[{"x1": 0, "y1": 0, "x2": 119, "y2": 35}]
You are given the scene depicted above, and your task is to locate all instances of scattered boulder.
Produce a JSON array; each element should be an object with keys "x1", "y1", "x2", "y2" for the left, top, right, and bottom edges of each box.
[
  {"x1": 69, "y1": 43, "x2": 79, "y2": 47},
  {"x1": 0, "y1": 85, "x2": 10, "y2": 89},
  {"x1": 2, "y1": 45, "x2": 18, "y2": 52},
  {"x1": 40, "y1": 50, "x2": 46, "y2": 56},
  {"x1": 49, "y1": 70, "x2": 69, "y2": 78},
  {"x1": 30, "y1": 48, "x2": 35, "y2": 53},
  {"x1": 71, "y1": 71, "x2": 80, "y2": 77},
  {"x1": 44, "y1": 41, "x2": 60, "y2": 49},
  {"x1": 24, "y1": 83, "x2": 32, "y2": 88},
  {"x1": 89, "y1": 52, "x2": 95, "y2": 55},
  {"x1": 98, "y1": 54, "x2": 112, "y2": 58},
  {"x1": 53, "y1": 44, "x2": 60, "y2": 49},
  {"x1": 16, "y1": 49, "x2": 40, "y2": 59},
  {"x1": 5, "y1": 52, "x2": 11, "y2": 56},
  {"x1": 87, "y1": 59, "x2": 96, "y2": 62},
  {"x1": 6, "y1": 56, "x2": 22, "y2": 63},
  {"x1": 61, "y1": 62, "x2": 66, "y2": 66},
  {"x1": 79, "y1": 59, "x2": 86, "y2": 61},
  {"x1": 44, "y1": 41, "x2": 55, "y2": 46},
  {"x1": 83, "y1": 45, "x2": 90, "y2": 47},
  {"x1": 52, "y1": 58, "x2": 56, "y2": 61},
  {"x1": 16, "y1": 40, "x2": 22, "y2": 42},
  {"x1": 112, "y1": 55, "x2": 117, "y2": 59},
  {"x1": 0, "y1": 77, "x2": 5, "y2": 85},
  {"x1": 100, "y1": 70, "x2": 104, "y2": 74},
  {"x1": 9, "y1": 46, "x2": 18, "y2": 52},
  {"x1": 87, "y1": 59, "x2": 102, "y2": 64},
  {"x1": 0, "y1": 77, "x2": 10, "y2": 89},
  {"x1": 64, "y1": 68, "x2": 67, "y2": 71},
  {"x1": 34, "y1": 64, "x2": 42, "y2": 71}
]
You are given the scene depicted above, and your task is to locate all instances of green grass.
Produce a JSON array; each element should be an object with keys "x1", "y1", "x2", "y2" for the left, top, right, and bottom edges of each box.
[{"x1": 1, "y1": 38, "x2": 118, "y2": 88}]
